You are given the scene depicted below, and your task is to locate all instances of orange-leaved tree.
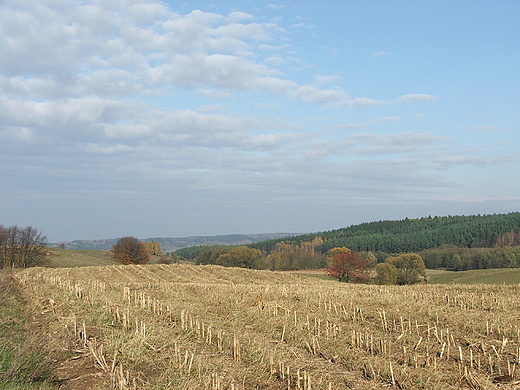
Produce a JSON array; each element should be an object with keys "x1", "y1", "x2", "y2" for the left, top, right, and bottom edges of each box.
[
  {"x1": 111, "y1": 236, "x2": 150, "y2": 265},
  {"x1": 327, "y1": 250, "x2": 371, "y2": 283}
]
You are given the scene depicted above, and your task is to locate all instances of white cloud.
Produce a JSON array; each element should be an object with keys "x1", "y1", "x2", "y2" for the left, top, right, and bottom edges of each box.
[
  {"x1": 0, "y1": 0, "x2": 388, "y2": 112},
  {"x1": 266, "y1": 4, "x2": 285, "y2": 10},
  {"x1": 372, "y1": 51, "x2": 388, "y2": 58},
  {"x1": 333, "y1": 123, "x2": 366, "y2": 130},
  {"x1": 431, "y1": 153, "x2": 515, "y2": 170},
  {"x1": 263, "y1": 56, "x2": 287, "y2": 66},
  {"x1": 0, "y1": 2, "x2": 293, "y2": 99},
  {"x1": 396, "y1": 94, "x2": 437, "y2": 103},
  {"x1": 328, "y1": 97, "x2": 386, "y2": 109},
  {"x1": 380, "y1": 116, "x2": 400, "y2": 123},
  {"x1": 314, "y1": 75, "x2": 342, "y2": 86},
  {"x1": 84, "y1": 143, "x2": 133, "y2": 155},
  {"x1": 471, "y1": 125, "x2": 505, "y2": 132},
  {"x1": 197, "y1": 89, "x2": 234, "y2": 100},
  {"x1": 345, "y1": 132, "x2": 448, "y2": 155},
  {"x1": 227, "y1": 11, "x2": 254, "y2": 22},
  {"x1": 0, "y1": 126, "x2": 34, "y2": 142},
  {"x1": 0, "y1": 96, "x2": 144, "y2": 142},
  {"x1": 104, "y1": 123, "x2": 152, "y2": 139},
  {"x1": 292, "y1": 85, "x2": 348, "y2": 104},
  {"x1": 351, "y1": 98, "x2": 387, "y2": 109},
  {"x1": 258, "y1": 43, "x2": 291, "y2": 51},
  {"x1": 292, "y1": 22, "x2": 314, "y2": 29},
  {"x1": 252, "y1": 102, "x2": 284, "y2": 110},
  {"x1": 128, "y1": 2, "x2": 170, "y2": 24},
  {"x1": 306, "y1": 131, "x2": 449, "y2": 161},
  {"x1": 333, "y1": 116, "x2": 400, "y2": 130},
  {"x1": 256, "y1": 77, "x2": 297, "y2": 96}
]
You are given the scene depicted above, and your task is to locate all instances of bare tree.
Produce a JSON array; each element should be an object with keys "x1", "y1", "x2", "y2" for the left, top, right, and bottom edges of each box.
[
  {"x1": 0, "y1": 225, "x2": 47, "y2": 268},
  {"x1": 18, "y1": 226, "x2": 48, "y2": 268},
  {"x1": 0, "y1": 226, "x2": 9, "y2": 268}
]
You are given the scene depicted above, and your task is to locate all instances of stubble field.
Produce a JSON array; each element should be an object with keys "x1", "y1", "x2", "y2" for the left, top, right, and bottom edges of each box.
[{"x1": 9, "y1": 264, "x2": 520, "y2": 389}]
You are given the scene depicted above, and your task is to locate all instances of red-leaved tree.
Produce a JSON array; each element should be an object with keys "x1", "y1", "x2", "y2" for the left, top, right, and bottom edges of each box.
[{"x1": 327, "y1": 251, "x2": 371, "y2": 283}]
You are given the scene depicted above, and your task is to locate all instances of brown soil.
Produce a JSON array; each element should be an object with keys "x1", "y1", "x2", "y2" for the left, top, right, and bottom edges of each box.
[{"x1": 54, "y1": 354, "x2": 104, "y2": 390}]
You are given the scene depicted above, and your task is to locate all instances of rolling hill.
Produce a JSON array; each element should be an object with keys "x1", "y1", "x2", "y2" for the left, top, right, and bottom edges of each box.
[{"x1": 50, "y1": 232, "x2": 299, "y2": 252}]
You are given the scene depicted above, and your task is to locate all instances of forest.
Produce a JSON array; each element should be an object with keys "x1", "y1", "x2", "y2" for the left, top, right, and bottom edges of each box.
[
  {"x1": 249, "y1": 212, "x2": 520, "y2": 253},
  {"x1": 173, "y1": 213, "x2": 520, "y2": 272}
]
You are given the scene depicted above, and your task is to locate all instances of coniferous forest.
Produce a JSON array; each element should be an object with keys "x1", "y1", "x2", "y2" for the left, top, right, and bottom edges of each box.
[{"x1": 252, "y1": 213, "x2": 520, "y2": 252}]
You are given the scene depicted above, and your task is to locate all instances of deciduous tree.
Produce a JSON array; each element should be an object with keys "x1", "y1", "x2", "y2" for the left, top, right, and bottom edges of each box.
[
  {"x1": 267, "y1": 243, "x2": 298, "y2": 270},
  {"x1": 215, "y1": 246, "x2": 264, "y2": 269},
  {"x1": 0, "y1": 225, "x2": 47, "y2": 268},
  {"x1": 327, "y1": 251, "x2": 371, "y2": 283},
  {"x1": 373, "y1": 263, "x2": 398, "y2": 285},
  {"x1": 326, "y1": 247, "x2": 350, "y2": 262},
  {"x1": 143, "y1": 241, "x2": 163, "y2": 255},
  {"x1": 495, "y1": 231, "x2": 520, "y2": 247},
  {"x1": 266, "y1": 240, "x2": 325, "y2": 270},
  {"x1": 385, "y1": 253, "x2": 426, "y2": 284},
  {"x1": 111, "y1": 237, "x2": 150, "y2": 265}
]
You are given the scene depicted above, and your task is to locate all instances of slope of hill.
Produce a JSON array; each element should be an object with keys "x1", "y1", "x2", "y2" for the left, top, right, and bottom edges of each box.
[
  {"x1": 427, "y1": 268, "x2": 520, "y2": 284},
  {"x1": 10, "y1": 264, "x2": 520, "y2": 389},
  {"x1": 45, "y1": 248, "x2": 116, "y2": 268},
  {"x1": 50, "y1": 232, "x2": 298, "y2": 252},
  {"x1": 44, "y1": 248, "x2": 171, "y2": 268},
  {"x1": 250, "y1": 212, "x2": 520, "y2": 254}
]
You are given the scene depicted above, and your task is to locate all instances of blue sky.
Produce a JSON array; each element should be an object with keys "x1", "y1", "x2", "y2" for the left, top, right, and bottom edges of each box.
[{"x1": 1, "y1": 0, "x2": 519, "y2": 242}]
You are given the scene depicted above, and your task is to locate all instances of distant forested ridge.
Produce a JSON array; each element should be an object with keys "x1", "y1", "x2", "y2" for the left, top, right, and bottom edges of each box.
[
  {"x1": 250, "y1": 213, "x2": 520, "y2": 254},
  {"x1": 51, "y1": 233, "x2": 297, "y2": 252}
]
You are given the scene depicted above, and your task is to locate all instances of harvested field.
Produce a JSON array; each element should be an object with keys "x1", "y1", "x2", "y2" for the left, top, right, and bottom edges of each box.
[{"x1": 10, "y1": 264, "x2": 520, "y2": 389}]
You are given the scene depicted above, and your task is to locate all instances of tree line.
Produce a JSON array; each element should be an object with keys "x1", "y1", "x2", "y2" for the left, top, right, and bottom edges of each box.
[
  {"x1": 0, "y1": 225, "x2": 48, "y2": 268},
  {"x1": 194, "y1": 245, "x2": 265, "y2": 269},
  {"x1": 419, "y1": 243, "x2": 520, "y2": 270}
]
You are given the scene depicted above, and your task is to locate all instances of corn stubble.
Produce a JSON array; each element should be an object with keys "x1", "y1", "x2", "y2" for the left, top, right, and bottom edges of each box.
[{"x1": 13, "y1": 264, "x2": 520, "y2": 389}]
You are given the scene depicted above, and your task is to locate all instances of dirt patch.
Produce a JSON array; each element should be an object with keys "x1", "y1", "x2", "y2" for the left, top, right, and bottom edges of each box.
[
  {"x1": 33, "y1": 302, "x2": 109, "y2": 389},
  {"x1": 54, "y1": 353, "x2": 105, "y2": 390}
]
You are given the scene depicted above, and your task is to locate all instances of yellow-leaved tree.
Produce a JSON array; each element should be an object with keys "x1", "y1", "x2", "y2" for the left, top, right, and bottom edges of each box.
[
  {"x1": 385, "y1": 253, "x2": 425, "y2": 284},
  {"x1": 143, "y1": 241, "x2": 163, "y2": 255}
]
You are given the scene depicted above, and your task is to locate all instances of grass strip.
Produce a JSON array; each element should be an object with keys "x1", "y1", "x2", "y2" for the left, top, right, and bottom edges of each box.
[{"x1": 0, "y1": 271, "x2": 57, "y2": 390}]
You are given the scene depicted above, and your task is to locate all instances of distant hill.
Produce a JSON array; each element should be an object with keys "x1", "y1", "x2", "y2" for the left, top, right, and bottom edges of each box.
[{"x1": 50, "y1": 233, "x2": 299, "y2": 252}]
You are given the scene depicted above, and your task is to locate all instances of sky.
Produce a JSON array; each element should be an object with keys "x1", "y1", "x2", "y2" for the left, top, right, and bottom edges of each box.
[{"x1": 1, "y1": 0, "x2": 519, "y2": 242}]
